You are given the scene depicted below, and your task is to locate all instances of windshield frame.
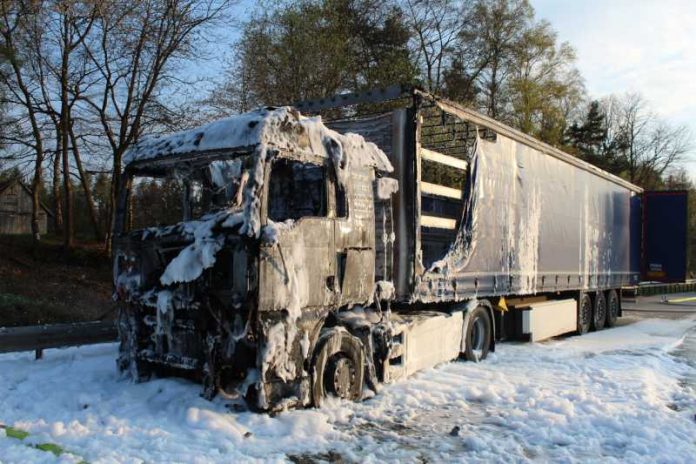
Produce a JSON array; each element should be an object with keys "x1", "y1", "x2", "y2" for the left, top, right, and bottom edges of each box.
[{"x1": 117, "y1": 150, "x2": 254, "y2": 236}]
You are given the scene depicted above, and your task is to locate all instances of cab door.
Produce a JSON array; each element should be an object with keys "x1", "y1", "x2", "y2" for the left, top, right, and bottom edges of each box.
[
  {"x1": 332, "y1": 166, "x2": 376, "y2": 307},
  {"x1": 258, "y1": 158, "x2": 335, "y2": 313}
]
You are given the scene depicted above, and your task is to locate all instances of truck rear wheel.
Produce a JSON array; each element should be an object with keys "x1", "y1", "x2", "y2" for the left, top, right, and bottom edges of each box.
[
  {"x1": 606, "y1": 289, "x2": 619, "y2": 327},
  {"x1": 593, "y1": 291, "x2": 607, "y2": 331},
  {"x1": 577, "y1": 293, "x2": 592, "y2": 335},
  {"x1": 312, "y1": 330, "x2": 365, "y2": 407},
  {"x1": 463, "y1": 306, "x2": 491, "y2": 362}
]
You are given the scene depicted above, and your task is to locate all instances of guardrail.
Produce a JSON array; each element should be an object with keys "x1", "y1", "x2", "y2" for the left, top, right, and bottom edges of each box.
[
  {"x1": 0, "y1": 320, "x2": 117, "y2": 359},
  {"x1": 622, "y1": 281, "x2": 696, "y2": 300}
]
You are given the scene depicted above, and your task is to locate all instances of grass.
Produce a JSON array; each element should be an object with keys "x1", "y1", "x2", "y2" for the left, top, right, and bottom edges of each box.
[
  {"x1": 1, "y1": 424, "x2": 88, "y2": 462},
  {"x1": 0, "y1": 234, "x2": 115, "y2": 327},
  {"x1": 0, "y1": 292, "x2": 78, "y2": 326}
]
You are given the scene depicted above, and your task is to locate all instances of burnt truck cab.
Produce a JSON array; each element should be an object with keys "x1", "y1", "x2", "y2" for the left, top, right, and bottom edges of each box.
[{"x1": 114, "y1": 107, "x2": 397, "y2": 409}]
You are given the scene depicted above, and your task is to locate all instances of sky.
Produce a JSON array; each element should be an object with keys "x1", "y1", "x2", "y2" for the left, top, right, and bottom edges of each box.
[{"x1": 531, "y1": 0, "x2": 696, "y2": 177}]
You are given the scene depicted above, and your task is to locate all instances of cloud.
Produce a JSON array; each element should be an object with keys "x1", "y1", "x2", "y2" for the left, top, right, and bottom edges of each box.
[{"x1": 532, "y1": 0, "x2": 696, "y2": 173}]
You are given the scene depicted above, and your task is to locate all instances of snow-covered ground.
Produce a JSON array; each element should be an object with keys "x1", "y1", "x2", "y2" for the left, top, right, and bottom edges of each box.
[{"x1": 1, "y1": 315, "x2": 695, "y2": 464}]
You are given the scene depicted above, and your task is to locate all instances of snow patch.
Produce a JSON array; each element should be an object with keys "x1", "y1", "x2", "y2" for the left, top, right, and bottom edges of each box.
[
  {"x1": 159, "y1": 213, "x2": 226, "y2": 286},
  {"x1": 1, "y1": 317, "x2": 693, "y2": 462}
]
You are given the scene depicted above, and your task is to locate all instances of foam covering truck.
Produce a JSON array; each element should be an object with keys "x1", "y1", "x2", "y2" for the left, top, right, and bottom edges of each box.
[{"x1": 113, "y1": 86, "x2": 682, "y2": 411}]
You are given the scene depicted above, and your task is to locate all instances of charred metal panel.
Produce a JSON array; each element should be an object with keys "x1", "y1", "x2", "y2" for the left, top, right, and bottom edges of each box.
[
  {"x1": 328, "y1": 110, "x2": 416, "y2": 300},
  {"x1": 415, "y1": 134, "x2": 640, "y2": 302},
  {"x1": 390, "y1": 109, "x2": 416, "y2": 299},
  {"x1": 334, "y1": 165, "x2": 376, "y2": 305},
  {"x1": 258, "y1": 218, "x2": 334, "y2": 312},
  {"x1": 328, "y1": 113, "x2": 394, "y2": 158}
]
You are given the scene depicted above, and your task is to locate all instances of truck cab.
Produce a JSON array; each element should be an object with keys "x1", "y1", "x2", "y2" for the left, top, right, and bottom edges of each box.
[{"x1": 114, "y1": 107, "x2": 397, "y2": 409}]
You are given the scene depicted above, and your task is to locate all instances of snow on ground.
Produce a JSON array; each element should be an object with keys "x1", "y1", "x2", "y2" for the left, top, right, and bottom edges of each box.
[{"x1": 1, "y1": 316, "x2": 695, "y2": 463}]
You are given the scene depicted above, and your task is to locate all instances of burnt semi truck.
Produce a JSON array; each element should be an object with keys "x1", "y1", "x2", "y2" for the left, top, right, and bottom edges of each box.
[{"x1": 114, "y1": 86, "x2": 662, "y2": 411}]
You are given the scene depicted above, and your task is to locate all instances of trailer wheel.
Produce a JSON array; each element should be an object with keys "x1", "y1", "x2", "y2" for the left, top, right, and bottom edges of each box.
[
  {"x1": 606, "y1": 289, "x2": 620, "y2": 327},
  {"x1": 311, "y1": 330, "x2": 365, "y2": 407},
  {"x1": 464, "y1": 306, "x2": 492, "y2": 362},
  {"x1": 577, "y1": 293, "x2": 592, "y2": 335},
  {"x1": 593, "y1": 291, "x2": 607, "y2": 331}
]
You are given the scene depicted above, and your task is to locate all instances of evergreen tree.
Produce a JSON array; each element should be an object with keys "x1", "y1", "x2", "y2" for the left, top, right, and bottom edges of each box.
[{"x1": 566, "y1": 100, "x2": 628, "y2": 174}]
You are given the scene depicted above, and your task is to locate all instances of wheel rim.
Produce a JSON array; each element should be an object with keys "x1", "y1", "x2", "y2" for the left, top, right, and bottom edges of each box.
[
  {"x1": 325, "y1": 354, "x2": 356, "y2": 399},
  {"x1": 470, "y1": 317, "x2": 485, "y2": 361}
]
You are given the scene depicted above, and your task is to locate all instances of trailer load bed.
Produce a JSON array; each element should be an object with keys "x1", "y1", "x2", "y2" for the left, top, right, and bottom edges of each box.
[{"x1": 315, "y1": 87, "x2": 642, "y2": 304}]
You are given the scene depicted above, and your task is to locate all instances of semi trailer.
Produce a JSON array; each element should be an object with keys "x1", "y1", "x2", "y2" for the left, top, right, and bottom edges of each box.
[{"x1": 113, "y1": 86, "x2": 678, "y2": 411}]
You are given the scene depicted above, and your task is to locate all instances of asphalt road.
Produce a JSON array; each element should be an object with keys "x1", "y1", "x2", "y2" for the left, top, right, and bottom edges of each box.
[{"x1": 623, "y1": 291, "x2": 696, "y2": 319}]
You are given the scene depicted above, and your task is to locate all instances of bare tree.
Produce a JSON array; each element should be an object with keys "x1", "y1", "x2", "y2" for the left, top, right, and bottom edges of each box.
[
  {"x1": 404, "y1": 0, "x2": 463, "y2": 92},
  {"x1": 0, "y1": 0, "x2": 47, "y2": 241},
  {"x1": 81, "y1": 0, "x2": 228, "y2": 253},
  {"x1": 618, "y1": 94, "x2": 691, "y2": 187},
  {"x1": 598, "y1": 93, "x2": 692, "y2": 188},
  {"x1": 54, "y1": 1, "x2": 97, "y2": 248}
]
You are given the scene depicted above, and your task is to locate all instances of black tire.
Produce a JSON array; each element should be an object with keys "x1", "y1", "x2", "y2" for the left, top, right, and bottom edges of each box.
[
  {"x1": 606, "y1": 289, "x2": 620, "y2": 327},
  {"x1": 577, "y1": 293, "x2": 592, "y2": 335},
  {"x1": 312, "y1": 330, "x2": 365, "y2": 407},
  {"x1": 463, "y1": 306, "x2": 492, "y2": 362},
  {"x1": 593, "y1": 291, "x2": 607, "y2": 331}
]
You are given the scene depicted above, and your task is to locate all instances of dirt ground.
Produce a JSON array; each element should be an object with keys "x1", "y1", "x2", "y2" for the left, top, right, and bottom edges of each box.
[{"x1": 0, "y1": 234, "x2": 115, "y2": 327}]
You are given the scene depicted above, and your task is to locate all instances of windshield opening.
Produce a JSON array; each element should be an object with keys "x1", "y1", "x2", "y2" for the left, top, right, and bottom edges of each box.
[{"x1": 124, "y1": 156, "x2": 252, "y2": 232}]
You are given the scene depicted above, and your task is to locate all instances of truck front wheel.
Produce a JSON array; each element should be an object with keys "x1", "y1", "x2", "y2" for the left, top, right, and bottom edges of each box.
[
  {"x1": 463, "y1": 306, "x2": 492, "y2": 362},
  {"x1": 311, "y1": 330, "x2": 365, "y2": 407}
]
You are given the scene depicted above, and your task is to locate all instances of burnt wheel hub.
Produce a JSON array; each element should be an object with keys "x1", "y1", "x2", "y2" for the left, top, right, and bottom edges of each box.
[{"x1": 326, "y1": 355, "x2": 356, "y2": 399}]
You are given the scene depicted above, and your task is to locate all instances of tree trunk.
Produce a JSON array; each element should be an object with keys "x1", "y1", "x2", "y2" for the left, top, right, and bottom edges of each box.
[
  {"x1": 30, "y1": 152, "x2": 43, "y2": 242},
  {"x1": 60, "y1": 15, "x2": 73, "y2": 250},
  {"x1": 52, "y1": 136, "x2": 63, "y2": 234},
  {"x1": 61, "y1": 148, "x2": 74, "y2": 248},
  {"x1": 105, "y1": 149, "x2": 122, "y2": 256},
  {"x1": 69, "y1": 125, "x2": 102, "y2": 241}
]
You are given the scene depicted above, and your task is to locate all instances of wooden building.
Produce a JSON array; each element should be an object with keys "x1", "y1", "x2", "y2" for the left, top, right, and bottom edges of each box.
[{"x1": 0, "y1": 178, "x2": 51, "y2": 235}]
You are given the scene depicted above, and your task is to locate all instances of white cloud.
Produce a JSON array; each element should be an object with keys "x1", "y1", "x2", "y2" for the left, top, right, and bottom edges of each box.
[{"x1": 533, "y1": 0, "x2": 696, "y2": 172}]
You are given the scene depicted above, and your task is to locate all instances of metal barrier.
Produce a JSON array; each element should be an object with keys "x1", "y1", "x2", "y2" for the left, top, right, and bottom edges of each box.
[
  {"x1": 0, "y1": 320, "x2": 117, "y2": 359},
  {"x1": 622, "y1": 281, "x2": 696, "y2": 299}
]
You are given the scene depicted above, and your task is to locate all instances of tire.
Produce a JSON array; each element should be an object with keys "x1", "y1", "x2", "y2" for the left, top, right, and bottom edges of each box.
[
  {"x1": 463, "y1": 306, "x2": 492, "y2": 362},
  {"x1": 577, "y1": 293, "x2": 592, "y2": 335},
  {"x1": 605, "y1": 289, "x2": 620, "y2": 327},
  {"x1": 593, "y1": 291, "x2": 607, "y2": 331},
  {"x1": 311, "y1": 330, "x2": 365, "y2": 407}
]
